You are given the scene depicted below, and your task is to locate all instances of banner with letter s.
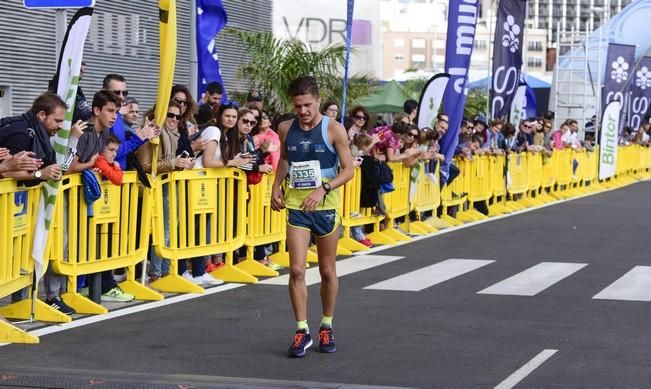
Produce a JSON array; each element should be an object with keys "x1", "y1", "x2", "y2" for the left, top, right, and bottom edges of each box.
[
  {"x1": 626, "y1": 56, "x2": 651, "y2": 130},
  {"x1": 440, "y1": 0, "x2": 479, "y2": 184},
  {"x1": 490, "y1": 0, "x2": 526, "y2": 120}
]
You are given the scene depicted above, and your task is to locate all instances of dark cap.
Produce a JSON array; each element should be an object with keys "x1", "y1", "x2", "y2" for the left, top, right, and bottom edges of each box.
[{"x1": 246, "y1": 92, "x2": 263, "y2": 102}]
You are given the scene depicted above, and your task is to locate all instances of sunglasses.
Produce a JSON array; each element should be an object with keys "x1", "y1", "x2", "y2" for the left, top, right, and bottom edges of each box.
[
  {"x1": 166, "y1": 112, "x2": 182, "y2": 120},
  {"x1": 327, "y1": 108, "x2": 339, "y2": 113},
  {"x1": 354, "y1": 115, "x2": 368, "y2": 121},
  {"x1": 261, "y1": 114, "x2": 269, "y2": 120},
  {"x1": 241, "y1": 118, "x2": 257, "y2": 126},
  {"x1": 174, "y1": 98, "x2": 188, "y2": 105},
  {"x1": 408, "y1": 132, "x2": 418, "y2": 137},
  {"x1": 112, "y1": 90, "x2": 128, "y2": 97}
]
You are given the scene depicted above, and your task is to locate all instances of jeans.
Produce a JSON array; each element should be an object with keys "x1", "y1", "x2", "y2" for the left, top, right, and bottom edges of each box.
[{"x1": 149, "y1": 184, "x2": 170, "y2": 277}]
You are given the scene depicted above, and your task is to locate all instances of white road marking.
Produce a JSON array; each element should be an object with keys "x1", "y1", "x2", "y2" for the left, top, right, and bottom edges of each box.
[
  {"x1": 363, "y1": 259, "x2": 495, "y2": 291},
  {"x1": 494, "y1": 349, "x2": 558, "y2": 389},
  {"x1": 478, "y1": 262, "x2": 587, "y2": 296},
  {"x1": 593, "y1": 266, "x2": 651, "y2": 301},
  {"x1": 259, "y1": 255, "x2": 405, "y2": 286}
]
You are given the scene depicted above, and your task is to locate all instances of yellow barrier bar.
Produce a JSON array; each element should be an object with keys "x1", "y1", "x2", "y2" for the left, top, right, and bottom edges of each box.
[
  {"x1": 0, "y1": 179, "x2": 39, "y2": 343},
  {"x1": 488, "y1": 155, "x2": 512, "y2": 216},
  {"x1": 149, "y1": 167, "x2": 253, "y2": 289},
  {"x1": 339, "y1": 167, "x2": 391, "y2": 251},
  {"x1": 237, "y1": 174, "x2": 281, "y2": 277},
  {"x1": 440, "y1": 158, "x2": 469, "y2": 225},
  {"x1": 407, "y1": 161, "x2": 447, "y2": 232},
  {"x1": 458, "y1": 155, "x2": 491, "y2": 221},
  {"x1": 369, "y1": 162, "x2": 412, "y2": 241}
]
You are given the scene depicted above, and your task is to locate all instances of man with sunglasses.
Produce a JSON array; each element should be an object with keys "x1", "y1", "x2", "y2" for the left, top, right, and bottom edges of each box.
[
  {"x1": 103, "y1": 74, "x2": 159, "y2": 170},
  {"x1": 271, "y1": 76, "x2": 354, "y2": 358}
]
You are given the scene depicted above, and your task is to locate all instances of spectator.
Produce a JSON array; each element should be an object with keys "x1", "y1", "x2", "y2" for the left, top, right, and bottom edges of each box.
[
  {"x1": 246, "y1": 90, "x2": 264, "y2": 111},
  {"x1": 93, "y1": 134, "x2": 123, "y2": 185},
  {"x1": 201, "y1": 81, "x2": 223, "y2": 110},
  {"x1": 487, "y1": 119, "x2": 505, "y2": 154},
  {"x1": 346, "y1": 106, "x2": 372, "y2": 142},
  {"x1": 252, "y1": 110, "x2": 280, "y2": 171},
  {"x1": 501, "y1": 123, "x2": 519, "y2": 153},
  {"x1": 0, "y1": 92, "x2": 80, "y2": 314},
  {"x1": 403, "y1": 99, "x2": 418, "y2": 124},
  {"x1": 103, "y1": 73, "x2": 159, "y2": 170},
  {"x1": 171, "y1": 84, "x2": 199, "y2": 156},
  {"x1": 121, "y1": 97, "x2": 140, "y2": 133},
  {"x1": 73, "y1": 61, "x2": 92, "y2": 123},
  {"x1": 321, "y1": 100, "x2": 339, "y2": 120},
  {"x1": 137, "y1": 100, "x2": 195, "y2": 282}
]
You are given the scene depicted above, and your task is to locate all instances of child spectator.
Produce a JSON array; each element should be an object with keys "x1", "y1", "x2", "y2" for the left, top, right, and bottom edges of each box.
[{"x1": 93, "y1": 134, "x2": 123, "y2": 185}]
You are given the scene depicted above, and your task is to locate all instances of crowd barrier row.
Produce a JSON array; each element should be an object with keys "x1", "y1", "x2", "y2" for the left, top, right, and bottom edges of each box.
[{"x1": 1, "y1": 145, "x2": 650, "y2": 343}]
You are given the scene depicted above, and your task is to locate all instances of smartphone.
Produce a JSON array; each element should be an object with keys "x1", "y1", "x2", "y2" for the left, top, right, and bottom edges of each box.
[{"x1": 180, "y1": 150, "x2": 190, "y2": 159}]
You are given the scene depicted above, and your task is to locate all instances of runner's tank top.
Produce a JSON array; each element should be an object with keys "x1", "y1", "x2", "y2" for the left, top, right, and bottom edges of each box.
[{"x1": 285, "y1": 115, "x2": 340, "y2": 210}]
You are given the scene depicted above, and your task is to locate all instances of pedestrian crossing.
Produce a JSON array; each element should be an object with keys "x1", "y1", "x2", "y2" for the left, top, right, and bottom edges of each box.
[{"x1": 260, "y1": 255, "x2": 651, "y2": 303}]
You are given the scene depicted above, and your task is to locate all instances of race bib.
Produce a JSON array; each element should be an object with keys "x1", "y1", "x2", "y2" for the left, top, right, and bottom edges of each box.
[{"x1": 289, "y1": 160, "x2": 322, "y2": 189}]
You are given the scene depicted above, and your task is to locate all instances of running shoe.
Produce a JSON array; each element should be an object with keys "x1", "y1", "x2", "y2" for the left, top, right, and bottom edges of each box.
[{"x1": 288, "y1": 329, "x2": 313, "y2": 358}]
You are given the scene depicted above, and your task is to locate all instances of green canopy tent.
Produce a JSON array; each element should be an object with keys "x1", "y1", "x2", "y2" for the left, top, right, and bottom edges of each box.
[{"x1": 355, "y1": 80, "x2": 410, "y2": 113}]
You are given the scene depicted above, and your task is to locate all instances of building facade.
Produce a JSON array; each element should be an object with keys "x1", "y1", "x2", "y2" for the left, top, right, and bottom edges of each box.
[{"x1": 0, "y1": 0, "x2": 271, "y2": 116}]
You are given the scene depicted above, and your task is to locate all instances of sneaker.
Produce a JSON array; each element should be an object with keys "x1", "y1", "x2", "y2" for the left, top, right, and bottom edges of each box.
[
  {"x1": 359, "y1": 238, "x2": 373, "y2": 248},
  {"x1": 112, "y1": 272, "x2": 127, "y2": 283},
  {"x1": 193, "y1": 272, "x2": 224, "y2": 286},
  {"x1": 204, "y1": 263, "x2": 218, "y2": 273},
  {"x1": 318, "y1": 326, "x2": 336, "y2": 353},
  {"x1": 182, "y1": 270, "x2": 199, "y2": 284},
  {"x1": 45, "y1": 296, "x2": 75, "y2": 315},
  {"x1": 349, "y1": 212, "x2": 361, "y2": 218},
  {"x1": 101, "y1": 287, "x2": 134, "y2": 302},
  {"x1": 288, "y1": 329, "x2": 313, "y2": 358},
  {"x1": 267, "y1": 260, "x2": 283, "y2": 271}
]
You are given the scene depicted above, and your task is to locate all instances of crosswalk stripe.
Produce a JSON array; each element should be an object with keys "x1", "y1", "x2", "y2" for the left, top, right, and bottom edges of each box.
[
  {"x1": 592, "y1": 266, "x2": 651, "y2": 301},
  {"x1": 258, "y1": 255, "x2": 405, "y2": 286},
  {"x1": 477, "y1": 262, "x2": 587, "y2": 296},
  {"x1": 363, "y1": 259, "x2": 495, "y2": 291}
]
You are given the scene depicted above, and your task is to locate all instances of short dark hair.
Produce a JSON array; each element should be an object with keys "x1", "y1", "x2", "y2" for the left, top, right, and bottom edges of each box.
[
  {"x1": 92, "y1": 90, "x2": 121, "y2": 112},
  {"x1": 321, "y1": 99, "x2": 338, "y2": 113},
  {"x1": 106, "y1": 133, "x2": 122, "y2": 146},
  {"x1": 124, "y1": 96, "x2": 139, "y2": 105},
  {"x1": 391, "y1": 121, "x2": 410, "y2": 135},
  {"x1": 102, "y1": 73, "x2": 126, "y2": 89},
  {"x1": 403, "y1": 99, "x2": 418, "y2": 115},
  {"x1": 246, "y1": 91, "x2": 263, "y2": 102},
  {"x1": 30, "y1": 92, "x2": 67, "y2": 115},
  {"x1": 206, "y1": 81, "x2": 224, "y2": 95},
  {"x1": 436, "y1": 112, "x2": 448, "y2": 122},
  {"x1": 288, "y1": 76, "x2": 319, "y2": 98}
]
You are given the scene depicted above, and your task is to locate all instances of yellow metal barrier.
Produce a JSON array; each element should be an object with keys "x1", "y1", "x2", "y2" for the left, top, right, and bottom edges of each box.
[
  {"x1": 339, "y1": 168, "x2": 389, "y2": 250},
  {"x1": 368, "y1": 162, "x2": 411, "y2": 242},
  {"x1": 0, "y1": 179, "x2": 39, "y2": 343},
  {"x1": 440, "y1": 159, "x2": 469, "y2": 225},
  {"x1": 37, "y1": 172, "x2": 159, "y2": 314},
  {"x1": 458, "y1": 156, "x2": 490, "y2": 221},
  {"x1": 149, "y1": 167, "x2": 251, "y2": 290},
  {"x1": 525, "y1": 152, "x2": 547, "y2": 206},
  {"x1": 238, "y1": 174, "x2": 284, "y2": 276},
  {"x1": 551, "y1": 148, "x2": 573, "y2": 199},
  {"x1": 506, "y1": 152, "x2": 532, "y2": 207},
  {"x1": 488, "y1": 154, "x2": 513, "y2": 215},
  {"x1": 402, "y1": 162, "x2": 442, "y2": 234},
  {"x1": 541, "y1": 151, "x2": 558, "y2": 199}
]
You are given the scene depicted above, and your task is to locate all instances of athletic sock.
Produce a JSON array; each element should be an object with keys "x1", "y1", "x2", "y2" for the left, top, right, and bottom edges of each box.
[
  {"x1": 320, "y1": 315, "x2": 333, "y2": 328},
  {"x1": 296, "y1": 320, "x2": 309, "y2": 333}
]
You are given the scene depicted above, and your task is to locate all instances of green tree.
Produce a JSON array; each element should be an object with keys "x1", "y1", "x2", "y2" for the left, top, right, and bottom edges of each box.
[
  {"x1": 226, "y1": 28, "x2": 378, "y2": 116},
  {"x1": 464, "y1": 89, "x2": 488, "y2": 119}
]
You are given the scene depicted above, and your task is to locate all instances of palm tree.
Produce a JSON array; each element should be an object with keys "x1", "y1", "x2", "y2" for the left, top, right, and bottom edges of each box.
[{"x1": 226, "y1": 28, "x2": 377, "y2": 116}]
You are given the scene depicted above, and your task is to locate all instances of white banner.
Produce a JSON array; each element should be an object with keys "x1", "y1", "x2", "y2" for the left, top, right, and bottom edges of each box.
[
  {"x1": 416, "y1": 73, "x2": 450, "y2": 129},
  {"x1": 32, "y1": 7, "x2": 93, "y2": 280},
  {"x1": 599, "y1": 100, "x2": 621, "y2": 180}
]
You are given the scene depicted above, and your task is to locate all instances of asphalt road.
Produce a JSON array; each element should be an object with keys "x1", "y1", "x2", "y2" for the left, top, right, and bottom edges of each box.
[{"x1": 1, "y1": 181, "x2": 650, "y2": 389}]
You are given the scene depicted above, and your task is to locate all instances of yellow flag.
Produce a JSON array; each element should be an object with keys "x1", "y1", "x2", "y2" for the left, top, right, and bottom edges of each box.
[
  {"x1": 152, "y1": 0, "x2": 177, "y2": 176},
  {"x1": 155, "y1": 0, "x2": 176, "y2": 127}
]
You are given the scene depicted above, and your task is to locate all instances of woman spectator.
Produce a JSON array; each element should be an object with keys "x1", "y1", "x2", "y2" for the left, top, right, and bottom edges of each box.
[
  {"x1": 171, "y1": 84, "x2": 199, "y2": 141},
  {"x1": 346, "y1": 106, "x2": 372, "y2": 142},
  {"x1": 321, "y1": 100, "x2": 339, "y2": 120},
  {"x1": 136, "y1": 101, "x2": 194, "y2": 282},
  {"x1": 252, "y1": 110, "x2": 280, "y2": 171}
]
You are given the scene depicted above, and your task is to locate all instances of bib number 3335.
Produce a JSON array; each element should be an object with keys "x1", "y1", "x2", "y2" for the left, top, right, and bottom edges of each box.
[{"x1": 289, "y1": 160, "x2": 322, "y2": 189}]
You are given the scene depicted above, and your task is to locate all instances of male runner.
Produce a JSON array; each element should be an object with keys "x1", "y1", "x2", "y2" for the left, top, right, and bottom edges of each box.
[{"x1": 271, "y1": 76, "x2": 354, "y2": 358}]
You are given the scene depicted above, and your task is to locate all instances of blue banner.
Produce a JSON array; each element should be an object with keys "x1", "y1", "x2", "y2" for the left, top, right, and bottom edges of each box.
[
  {"x1": 196, "y1": 0, "x2": 228, "y2": 100},
  {"x1": 625, "y1": 56, "x2": 651, "y2": 130},
  {"x1": 340, "y1": 0, "x2": 354, "y2": 123},
  {"x1": 440, "y1": 0, "x2": 479, "y2": 184},
  {"x1": 602, "y1": 43, "x2": 635, "y2": 134},
  {"x1": 490, "y1": 0, "x2": 526, "y2": 119}
]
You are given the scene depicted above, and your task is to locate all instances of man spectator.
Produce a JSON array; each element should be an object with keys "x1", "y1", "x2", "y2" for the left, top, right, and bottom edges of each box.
[
  {"x1": 121, "y1": 96, "x2": 140, "y2": 133},
  {"x1": 103, "y1": 74, "x2": 157, "y2": 170},
  {"x1": 0, "y1": 92, "x2": 75, "y2": 314},
  {"x1": 246, "y1": 90, "x2": 264, "y2": 111},
  {"x1": 67, "y1": 89, "x2": 135, "y2": 303},
  {"x1": 73, "y1": 61, "x2": 92, "y2": 123},
  {"x1": 201, "y1": 81, "x2": 223, "y2": 110},
  {"x1": 403, "y1": 99, "x2": 418, "y2": 124}
]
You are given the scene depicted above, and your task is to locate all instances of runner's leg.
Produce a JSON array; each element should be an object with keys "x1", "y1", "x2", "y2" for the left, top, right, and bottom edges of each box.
[{"x1": 287, "y1": 226, "x2": 311, "y2": 321}]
